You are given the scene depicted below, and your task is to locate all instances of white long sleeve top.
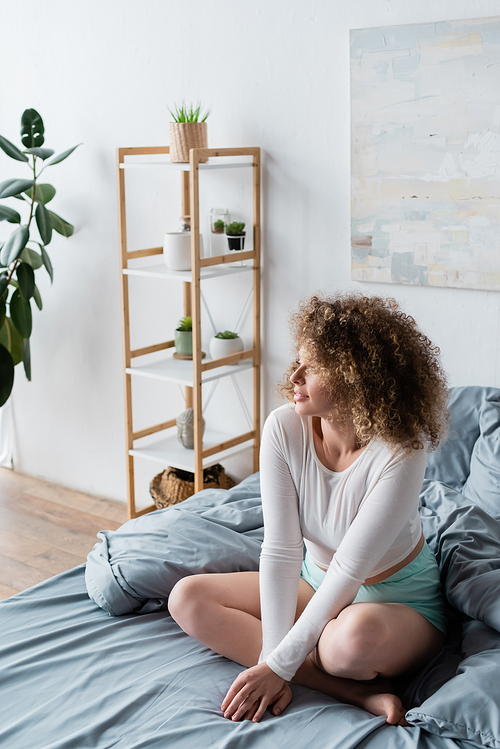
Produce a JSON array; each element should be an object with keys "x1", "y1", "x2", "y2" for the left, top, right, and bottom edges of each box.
[{"x1": 258, "y1": 404, "x2": 427, "y2": 681}]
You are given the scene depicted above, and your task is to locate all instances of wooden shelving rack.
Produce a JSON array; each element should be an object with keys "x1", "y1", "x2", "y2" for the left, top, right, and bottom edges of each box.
[{"x1": 117, "y1": 146, "x2": 261, "y2": 518}]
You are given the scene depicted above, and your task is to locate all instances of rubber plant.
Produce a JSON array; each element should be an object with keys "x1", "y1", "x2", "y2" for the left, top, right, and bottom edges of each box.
[{"x1": 0, "y1": 108, "x2": 80, "y2": 407}]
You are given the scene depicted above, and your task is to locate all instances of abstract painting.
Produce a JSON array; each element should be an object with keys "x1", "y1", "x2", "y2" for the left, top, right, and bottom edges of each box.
[{"x1": 351, "y1": 16, "x2": 500, "y2": 290}]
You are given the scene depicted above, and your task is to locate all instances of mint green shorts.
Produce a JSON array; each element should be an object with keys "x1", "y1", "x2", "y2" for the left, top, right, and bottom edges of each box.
[{"x1": 301, "y1": 541, "x2": 447, "y2": 634}]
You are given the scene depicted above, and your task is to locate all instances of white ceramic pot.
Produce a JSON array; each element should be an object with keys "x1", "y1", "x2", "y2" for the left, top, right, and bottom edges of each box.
[
  {"x1": 163, "y1": 233, "x2": 204, "y2": 271},
  {"x1": 209, "y1": 335, "x2": 244, "y2": 361}
]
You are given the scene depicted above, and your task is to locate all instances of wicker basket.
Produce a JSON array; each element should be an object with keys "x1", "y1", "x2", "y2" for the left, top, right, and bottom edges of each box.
[
  {"x1": 168, "y1": 122, "x2": 208, "y2": 163},
  {"x1": 150, "y1": 464, "x2": 235, "y2": 510}
]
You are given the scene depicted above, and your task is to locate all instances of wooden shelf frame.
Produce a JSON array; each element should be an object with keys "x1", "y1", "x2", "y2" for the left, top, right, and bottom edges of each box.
[{"x1": 117, "y1": 145, "x2": 261, "y2": 518}]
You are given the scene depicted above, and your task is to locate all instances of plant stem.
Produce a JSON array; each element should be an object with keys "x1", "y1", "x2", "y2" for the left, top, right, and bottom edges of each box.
[
  {"x1": 28, "y1": 154, "x2": 37, "y2": 227},
  {"x1": 6, "y1": 156, "x2": 37, "y2": 285}
]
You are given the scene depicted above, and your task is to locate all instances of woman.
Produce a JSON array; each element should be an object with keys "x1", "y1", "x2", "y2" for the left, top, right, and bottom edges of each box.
[{"x1": 169, "y1": 292, "x2": 449, "y2": 726}]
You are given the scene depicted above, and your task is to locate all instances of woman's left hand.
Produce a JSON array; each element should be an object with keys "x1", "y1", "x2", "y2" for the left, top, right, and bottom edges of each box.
[{"x1": 221, "y1": 662, "x2": 291, "y2": 722}]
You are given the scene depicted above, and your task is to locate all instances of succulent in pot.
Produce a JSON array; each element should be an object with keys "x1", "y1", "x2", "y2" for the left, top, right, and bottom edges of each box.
[
  {"x1": 168, "y1": 102, "x2": 210, "y2": 164},
  {"x1": 209, "y1": 330, "x2": 244, "y2": 361},
  {"x1": 225, "y1": 221, "x2": 245, "y2": 252},
  {"x1": 174, "y1": 316, "x2": 193, "y2": 357},
  {"x1": 212, "y1": 219, "x2": 224, "y2": 234}
]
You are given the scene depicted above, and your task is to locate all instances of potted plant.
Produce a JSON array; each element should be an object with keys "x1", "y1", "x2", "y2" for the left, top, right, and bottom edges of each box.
[
  {"x1": 209, "y1": 330, "x2": 244, "y2": 361},
  {"x1": 174, "y1": 316, "x2": 193, "y2": 357},
  {"x1": 0, "y1": 108, "x2": 80, "y2": 407},
  {"x1": 168, "y1": 102, "x2": 210, "y2": 164},
  {"x1": 225, "y1": 221, "x2": 245, "y2": 252},
  {"x1": 212, "y1": 219, "x2": 224, "y2": 234}
]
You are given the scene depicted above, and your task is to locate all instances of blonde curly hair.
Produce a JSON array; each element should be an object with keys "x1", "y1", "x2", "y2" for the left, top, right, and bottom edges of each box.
[{"x1": 280, "y1": 292, "x2": 449, "y2": 451}]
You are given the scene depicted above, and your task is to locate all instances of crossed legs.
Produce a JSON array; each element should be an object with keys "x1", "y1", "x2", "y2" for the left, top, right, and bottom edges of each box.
[{"x1": 168, "y1": 571, "x2": 445, "y2": 724}]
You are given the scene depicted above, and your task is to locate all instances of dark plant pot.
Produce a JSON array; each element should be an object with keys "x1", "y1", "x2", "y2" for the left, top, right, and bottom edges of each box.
[{"x1": 226, "y1": 235, "x2": 245, "y2": 252}]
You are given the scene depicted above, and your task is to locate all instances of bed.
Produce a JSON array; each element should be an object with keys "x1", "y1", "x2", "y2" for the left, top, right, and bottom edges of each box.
[{"x1": 1, "y1": 385, "x2": 499, "y2": 749}]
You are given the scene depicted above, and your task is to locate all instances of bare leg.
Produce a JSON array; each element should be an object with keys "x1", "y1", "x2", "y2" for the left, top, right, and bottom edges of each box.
[
  {"x1": 169, "y1": 572, "x2": 265, "y2": 666},
  {"x1": 168, "y1": 572, "x2": 443, "y2": 724},
  {"x1": 292, "y1": 657, "x2": 406, "y2": 724}
]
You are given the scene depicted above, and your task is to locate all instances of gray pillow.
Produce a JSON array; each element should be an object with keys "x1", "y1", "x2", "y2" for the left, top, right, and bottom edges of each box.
[
  {"x1": 424, "y1": 386, "x2": 498, "y2": 491},
  {"x1": 462, "y1": 389, "x2": 500, "y2": 519}
]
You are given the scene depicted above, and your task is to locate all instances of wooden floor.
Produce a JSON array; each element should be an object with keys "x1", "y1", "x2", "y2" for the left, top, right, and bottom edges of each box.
[{"x1": 0, "y1": 467, "x2": 128, "y2": 601}]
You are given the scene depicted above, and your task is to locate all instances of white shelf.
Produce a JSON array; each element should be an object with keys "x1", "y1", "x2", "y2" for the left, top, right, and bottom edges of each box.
[
  {"x1": 120, "y1": 160, "x2": 254, "y2": 172},
  {"x1": 130, "y1": 429, "x2": 253, "y2": 471},
  {"x1": 123, "y1": 263, "x2": 253, "y2": 281},
  {"x1": 126, "y1": 356, "x2": 253, "y2": 386}
]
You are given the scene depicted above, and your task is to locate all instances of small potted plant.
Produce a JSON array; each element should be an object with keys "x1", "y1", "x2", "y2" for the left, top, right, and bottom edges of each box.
[
  {"x1": 212, "y1": 219, "x2": 225, "y2": 234},
  {"x1": 174, "y1": 316, "x2": 193, "y2": 357},
  {"x1": 168, "y1": 102, "x2": 210, "y2": 163},
  {"x1": 225, "y1": 221, "x2": 246, "y2": 252},
  {"x1": 209, "y1": 330, "x2": 244, "y2": 361}
]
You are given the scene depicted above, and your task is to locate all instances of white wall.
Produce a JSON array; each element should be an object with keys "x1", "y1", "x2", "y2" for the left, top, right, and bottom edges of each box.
[{"x1": 1, "y1": 0, "x2": 499, "y2": 505}]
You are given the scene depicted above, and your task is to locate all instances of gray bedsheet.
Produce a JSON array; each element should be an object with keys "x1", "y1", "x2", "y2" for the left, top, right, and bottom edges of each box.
[
  {"x1": 1, "y1": 385, "x2": 499, "y2": 749},
  {"x1": 0, "y1": 508, "x2": 467, "y2": 749}
]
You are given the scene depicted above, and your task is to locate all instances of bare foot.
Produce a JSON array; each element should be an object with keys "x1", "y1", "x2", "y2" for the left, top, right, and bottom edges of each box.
[
  {"x1": 361, "y1": 688, "x2": 406, "y2": 725},
  {"x1": 293, "y1": 658, "x2": 407, "y2": 724}
]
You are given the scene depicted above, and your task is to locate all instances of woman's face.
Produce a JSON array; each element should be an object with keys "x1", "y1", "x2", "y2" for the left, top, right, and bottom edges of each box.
[{"x1": 290, "y1": 351, "x2": 334, "y2": 418}]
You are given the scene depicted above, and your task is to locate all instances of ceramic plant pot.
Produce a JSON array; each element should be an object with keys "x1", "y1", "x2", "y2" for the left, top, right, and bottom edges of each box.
[
  {"x1": 164, "y1": 232, "x2": 191, "y2": 270},
  {"x1": 174, "y1": 330, "x2": 193, "y2": 357},
  {"x1": 164, "y1": 233, "x2": 204, "y2": 271},
  {"x1": 209, "y1": 335, "x2": 244, "y2": 361}
]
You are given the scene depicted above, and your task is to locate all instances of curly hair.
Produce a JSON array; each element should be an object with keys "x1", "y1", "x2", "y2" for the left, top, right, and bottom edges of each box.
[{"x1": 280, "y1": 292, "x2": 449, "y2": 451}]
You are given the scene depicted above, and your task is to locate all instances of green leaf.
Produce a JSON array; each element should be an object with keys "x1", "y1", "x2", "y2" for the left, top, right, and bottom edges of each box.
[
  {"x1": 10, "y1": 289, "x2": 32, "y2": 338},
  {"x1": 0, "y1": 343, "x2": 14, "y2": 407},
  {"x1": 0, "y1": 317, "x2": 23, "y2": 366},
  {"x1": 24, "y1": 183, "x2": 56, "y2": 205},
  {"x1": 0, "y1": 225, "x2": 29, "y2": 267},
  {"x1": 20, "y1": 247, "x2": 43, "y2": 269},
  {"x1": 21, "y1": 109, "x2": 44, "y2": 148},
  {"x1": 0, "y1": 205, "x2": 21, "y2": 224},
  {"x1": 0, "y1": 274, "x2": 8, "y2": 298},
  {"x1": 22, "y1": 338, "x2": 31, "y2": 381},
  {"x1": 0, "y1": 178, "x2": 36, "y2": 199},
  {"x1": 33, "y1": 284, "x2": 43, "y2": 310},
  {"x1": 35, "y1": 202, "x2": 52, "y2": 245},
  {"x1": 23, "y1": 147, "x2": 54, "y2": 160},
  {"x1": 0, "y1": 298, "x2": 5, "y2": 329},
  {"x1": 0, "y1": 134, "x2": 29, "y2": 163},
  {"x1": 40, "y1": 245, "x2": 53, "y2": 283},
  {"x1": 47, "y1": 143, "x2": 81, "y2": 166},
  {"x1": 48, "y1": 209, "x2": 74, "y2": 237},
  {"x1": 16, "y1": 263, "x2": 35, "y2": 301}
]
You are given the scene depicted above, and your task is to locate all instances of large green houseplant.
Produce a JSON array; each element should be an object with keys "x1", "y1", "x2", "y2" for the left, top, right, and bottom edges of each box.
[{"x1": 0, "y1": 108, "x2": 80, "y2": 407}]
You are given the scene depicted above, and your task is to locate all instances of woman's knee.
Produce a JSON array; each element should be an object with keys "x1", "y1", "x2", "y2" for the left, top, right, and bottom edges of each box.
[
  {"x1": 317, "y1": 604, "x2": 389, "y2": 679},
  {"x1": 168, "y1": 574, "x2": 210, "y2": 631}
]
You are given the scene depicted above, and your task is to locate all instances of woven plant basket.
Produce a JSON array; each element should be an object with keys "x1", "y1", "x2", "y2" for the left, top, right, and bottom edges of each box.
[
  {"x1": 150, "y1": 464, "x2": 235, "y2": 510},
  {"x1": 168, "y1": 122, "x2": 208, "y2": 163}
]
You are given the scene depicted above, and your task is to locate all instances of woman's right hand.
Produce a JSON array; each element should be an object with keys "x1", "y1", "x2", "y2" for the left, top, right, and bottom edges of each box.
[
  {"x1": 238, "y1": 682, "x2": 293, "y2": 722},
  {"x1": 221, "y1": 663, "x2": 293, "y2": 722}
]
